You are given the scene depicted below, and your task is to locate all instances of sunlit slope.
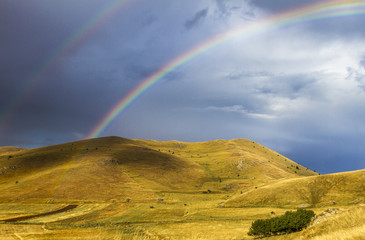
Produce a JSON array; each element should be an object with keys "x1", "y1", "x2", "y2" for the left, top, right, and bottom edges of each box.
[
  {"x1": 264, "y1": 205, "x2": 365, "y2": 240},
  {"x1": 123, "y1": 138, "x2": 319, "y2": 200},
  {"x1": 136, "y1": 138, "x2": 317, "y2": 185},
  {"x1": 0, "y1": 137, "x2": 206, "y2": 202},
  {"x1": 301, "y1": 205, "x2": 365, "y2": 240},
  {"x1": 0, "y1": 137, "x2": 316, "y2": 202},
  {"x1": 225, "y1": 169, "x2": 365, "y2": 208}
]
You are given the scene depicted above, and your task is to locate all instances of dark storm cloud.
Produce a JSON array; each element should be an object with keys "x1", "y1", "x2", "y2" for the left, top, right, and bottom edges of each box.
[
  {"x1": 0, "y1": 0, "x2": 119, "y2": 110},
  {"x1": 0, "y1": 0, "x2": 106, "y2": 69},
  {"x1": 185, "y1": 8, "x2": 209, "y2": 29},
  {"x1": 0, "y1": 0, "x2": 134, "y2": 147},
  {"x1": 282, "y1": 136, "x2": 365, "y2": 174}
]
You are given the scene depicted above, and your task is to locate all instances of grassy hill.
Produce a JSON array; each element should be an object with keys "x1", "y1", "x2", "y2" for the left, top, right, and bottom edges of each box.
[
  {"x1": 225, "y1": 169, "x2": 365, "y2": 208},
  {"x1": 0, "y1": 137, "x2": 206, "y2": 202},
  {"x1": 0, "y1": 136, "x2": 317, "y2": 203},
  {"x1": 1, "y1": 136, "x2": 365, "y2": 239}
]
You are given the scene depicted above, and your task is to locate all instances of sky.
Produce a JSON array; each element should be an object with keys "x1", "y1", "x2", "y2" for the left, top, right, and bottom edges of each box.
[{"x1": 1, "y1": 0, "x2": 365, "y2": 174}]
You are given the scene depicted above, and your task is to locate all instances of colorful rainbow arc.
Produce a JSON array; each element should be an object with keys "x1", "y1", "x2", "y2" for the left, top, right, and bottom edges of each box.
[
  {"x1": 87, "y1": 0, "x2": 365, "y2": 139},
  {"x1": 0, "y1": 0, "x2": 132, "y2": 133}
]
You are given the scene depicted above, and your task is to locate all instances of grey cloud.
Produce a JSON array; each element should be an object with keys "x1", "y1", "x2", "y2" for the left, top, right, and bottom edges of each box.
[
  {"x1": 215, "y1": 0, "x2": 228, "y2": 15},
  {"x1": 305, "y1": 16, "x2": 365, "y2": 38},
  {"x1": 185, "y1": 8, "x2": 208, "y2": 29},
  {"x1": 255, "y1": 75, "x2": 317, "y2": 99},
  {"x1": 248, "y1": 0, "x2": 320, "y2": 13},
  {"x1": 347, "y1": 67, "x2": 365, "y2": 91},
  {"x1": 205, "y1": 105, "x2": 275, "y2": 119},
  {"x1": 214, "y1": 1, "x2": 254, "y2": 20},
  {"x1": 361, "y1": 56, "x2": 365, "y2": 69},
  {"x1": 248, "y1": 0, "x2": 365, "y2": 37},
  {"x1": 227, "y1": 71, "x2": 272, "y2": 80}
]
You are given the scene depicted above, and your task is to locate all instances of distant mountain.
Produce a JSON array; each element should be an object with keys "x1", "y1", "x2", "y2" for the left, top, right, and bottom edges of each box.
[{"x1": 0, "y1": 136, "x2": 317, "y2": 202}]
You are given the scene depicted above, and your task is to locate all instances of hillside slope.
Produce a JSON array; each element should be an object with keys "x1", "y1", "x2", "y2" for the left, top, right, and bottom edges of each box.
[
  {"x1": 262, "y1": 205, "x2": 365, "y2": 240},
  {"x1": 0, "y1": 136, "x2": 317, "y2": 202},
  {"x1": 225, "y1": 169, "x2": 365, "y2": 208},
  {"x1": 136, "y1": 138, "x2": 317, "y2": 189}
]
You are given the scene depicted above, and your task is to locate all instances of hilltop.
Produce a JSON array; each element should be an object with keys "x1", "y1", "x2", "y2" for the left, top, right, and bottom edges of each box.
[{"x1": 0, "y1": 136, "x2": 316, "y2": 203}]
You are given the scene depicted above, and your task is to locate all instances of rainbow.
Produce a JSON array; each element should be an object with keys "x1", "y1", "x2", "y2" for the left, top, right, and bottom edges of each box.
[
  {"x1": 0, "y1": 0, "x2": 132, "y2": 133},
  {"x1": 88, "y1": 0, "x2": 365, "y2": 139}
]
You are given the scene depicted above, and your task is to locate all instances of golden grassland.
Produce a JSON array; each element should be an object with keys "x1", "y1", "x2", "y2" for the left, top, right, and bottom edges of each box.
[
  {"x1": 1, "y1": 200, "x2": 364, "y2": 239},
  {"x1": 0, "y1": 199, "x2": 294, "y2": 239},
  {"x1": 0, "y1": 137, "x2": 317, "y2": 202},
  {"x1": 225, "y1": 169, "x2": 365, "y2": 208},
  {"x1": 0, "y1": 137, "x2": 364, "y2": 239}
]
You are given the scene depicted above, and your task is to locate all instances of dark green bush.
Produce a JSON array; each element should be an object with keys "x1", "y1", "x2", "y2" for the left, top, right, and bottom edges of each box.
[{"x1": 248, "y1": 209, "x2": 315, "y2": 237}]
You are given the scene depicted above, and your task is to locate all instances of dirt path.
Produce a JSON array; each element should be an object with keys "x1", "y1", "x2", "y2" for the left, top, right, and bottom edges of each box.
[{"x1": 3, "y1": 205, "x2": 77, "y2": 223}]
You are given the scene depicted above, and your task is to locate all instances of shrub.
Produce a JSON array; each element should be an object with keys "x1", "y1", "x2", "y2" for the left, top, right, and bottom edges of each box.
[{"x1": 247, "y1": 209, "x2": 315, "y2": 237}]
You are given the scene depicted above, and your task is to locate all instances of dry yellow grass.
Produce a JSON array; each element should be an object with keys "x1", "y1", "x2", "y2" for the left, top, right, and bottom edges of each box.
[
  {"x1": 0, "y1": 200, "x2": 291, "y2": 239},
  {"x1": 0, "y1": 137, "x2": 207, "y2": 202},
  {"x1": 265, "y1": 205, "x2": 365, "y2": 240},
  {"x1": 0, "y1": 136, "x2": 317, "y2": 203},
  {"x1": 305, "y1": 205, "x2": 365, "y2": 240},
  {"x1": 226, "y1": 169, "x2": 365, "y2": 208},
  {"x1": 3, "y1": 136, "x2": 364, "y2": 239}
]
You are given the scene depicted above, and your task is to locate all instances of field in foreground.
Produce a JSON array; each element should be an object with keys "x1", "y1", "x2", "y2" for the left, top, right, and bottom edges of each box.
[
  {"x1": 0, "y1": 136, "x2": 364, "y2": 239},
  {"x1": 1, "y1": 199, "x2": 365, "y2": 239},
  {"x1": 0, "y1": 197, "x2": 292, "y2": 239}
]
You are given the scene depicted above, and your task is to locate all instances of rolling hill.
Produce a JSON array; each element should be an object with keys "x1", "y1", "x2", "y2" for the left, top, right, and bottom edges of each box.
[
  {"x1": 1, "y1": 136, "x2": 365, "y2": 239},
  {"x1": 0, "y1": 136, "x2": 317, "y2": 203}
]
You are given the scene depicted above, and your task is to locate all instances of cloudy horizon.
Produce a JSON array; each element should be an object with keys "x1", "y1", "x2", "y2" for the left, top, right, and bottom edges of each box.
[{"x1": 1, "y1": 0, "x2": 365, "y2": 174}]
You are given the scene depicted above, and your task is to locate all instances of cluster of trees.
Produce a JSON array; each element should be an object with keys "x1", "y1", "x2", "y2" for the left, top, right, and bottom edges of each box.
[{"x1": 248, "y1": 209, "x2": 315, "y2": 237}]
